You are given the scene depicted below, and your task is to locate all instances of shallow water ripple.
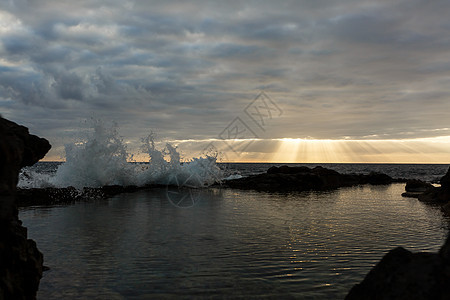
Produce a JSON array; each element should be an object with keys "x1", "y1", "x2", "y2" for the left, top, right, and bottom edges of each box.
[{"x1": 20, "y1": 184, "x2": 449, "y2": 299}]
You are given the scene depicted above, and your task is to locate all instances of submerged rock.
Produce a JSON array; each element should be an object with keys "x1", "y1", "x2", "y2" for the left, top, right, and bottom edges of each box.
[
  {"x1": 346, "y1": 235, "x2": 450, "y2": 300},
  {"x1": 0, "y1": 116, "x2": 51, "y2": 299},
  {"x1": 225, "y1": 165, "x2": 396, "y2": 192}
]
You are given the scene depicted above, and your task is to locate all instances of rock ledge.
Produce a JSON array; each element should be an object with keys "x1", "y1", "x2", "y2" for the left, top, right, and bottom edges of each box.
[{"x1": 0, "y1": 117, "x2": 51, "y2": 299}]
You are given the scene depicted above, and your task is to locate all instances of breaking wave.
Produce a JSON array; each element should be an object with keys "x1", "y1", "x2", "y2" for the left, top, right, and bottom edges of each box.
[{"x1": 18, "y1": 120, "x2": 223, "y2": 189}]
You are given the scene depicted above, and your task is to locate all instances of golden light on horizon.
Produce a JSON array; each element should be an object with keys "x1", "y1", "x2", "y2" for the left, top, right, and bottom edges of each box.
[
  {"x1": 271, "y1": 138, "x2": 345, "y2": 163},
  {"x1": 41, "y1": 136, "x2": 450, "y2": 164},
  {"x1": 264, "y1": 136, "x2": 450, "y2": 163}
]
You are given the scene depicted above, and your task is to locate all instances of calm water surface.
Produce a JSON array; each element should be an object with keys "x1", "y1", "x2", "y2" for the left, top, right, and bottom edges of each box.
[{"x1": 20, "y1": 184, "x2": 449, "y2": 299}]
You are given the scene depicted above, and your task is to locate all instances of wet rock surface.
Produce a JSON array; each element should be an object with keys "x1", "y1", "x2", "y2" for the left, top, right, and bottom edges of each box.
[
  {"x1": 401, "y1": 179, "x2": 435, "y2": 198},
  {"x1": 418, "y1": 167, "x2": 450, "y2": 204},
  {"x1": 0, "y1": 117, "x2": 51, "y2": 299},
  {"x1": 348, "y1": 167, "x2": 450, "y2": 299},
  {"x1": 224, "y1": 165, "x2": 401, "y2": 192},
  {"x1": 405, "y1": 179, "x2": 434, "y2": 193},
  {"x1": 16, "y1": 185, "x2": 147, "y2": 207},
  {"x1": 346, "y1": 235, "x2": 450, "y2": 300},
  {"x1": 400, "y1": 167, "x2": 450, "y2": 215}
]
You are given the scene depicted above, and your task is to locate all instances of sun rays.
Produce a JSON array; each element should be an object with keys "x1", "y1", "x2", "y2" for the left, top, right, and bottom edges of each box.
[
  {"x1": 44, "y1": 136, "x2": 450, "y2": 163},
  {"x1": 267, "y1": 137, "x2": 450, "y2": 163},
  {"x1": 172, "y1": 136, "x2": 450, "y2": 163}
]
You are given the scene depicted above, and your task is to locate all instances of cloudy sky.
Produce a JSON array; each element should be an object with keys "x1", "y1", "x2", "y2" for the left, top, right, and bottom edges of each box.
[{"x1": 1, "y1": 0, "x2": 450, "y2": 162}]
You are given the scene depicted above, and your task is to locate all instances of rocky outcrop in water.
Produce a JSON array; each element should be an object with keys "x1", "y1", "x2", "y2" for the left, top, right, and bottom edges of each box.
[
  {"x1": 400, "y1": 167, "x2": 450, "y2": 214},
  {"x1": 347, "y1": 168, "x2": 450, "y2": 299},
  {"x1": 225, "y1": 165, "x2": 399, "y2": 192},
  {"x1": 346, "y1": 234, "x2": 450, "y2": 300},
  {"x1": 0, "y1": 117, "x2": 51, "y2": 299},
  {"x1": 418, "y1": 167, "x2": 450, "y2": 203},
  {"x1": 401, "y1": 179, "x2": 434, "y2": 198},
  {"x1": 16, "y1": 185, "x2": 143, "y2": 207}
]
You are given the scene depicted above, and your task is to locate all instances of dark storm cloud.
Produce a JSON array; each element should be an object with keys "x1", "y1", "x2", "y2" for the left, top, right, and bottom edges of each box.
[{"x1": 1, "y1": 0, "x2": 450, "y2": 160}]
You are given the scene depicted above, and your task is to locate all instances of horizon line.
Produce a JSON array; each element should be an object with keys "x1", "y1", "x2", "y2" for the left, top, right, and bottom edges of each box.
[{"x1": 39, "y1": 159, "x2": 450, "y2": 165}]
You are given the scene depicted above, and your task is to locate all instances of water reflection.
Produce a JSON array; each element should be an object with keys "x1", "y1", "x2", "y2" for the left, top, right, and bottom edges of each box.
[{"x1": 19, "y1": 184, "x2": 449, "y2": 299}]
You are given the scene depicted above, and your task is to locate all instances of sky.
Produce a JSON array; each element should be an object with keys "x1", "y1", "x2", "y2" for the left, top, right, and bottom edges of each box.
[{"x1": 1, "y1": 0, "x2": 450, "y2": 163}]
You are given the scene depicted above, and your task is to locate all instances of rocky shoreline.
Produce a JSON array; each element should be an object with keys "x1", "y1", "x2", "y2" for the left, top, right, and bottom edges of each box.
[
  {"x1": 3, "y1": 115, "x2": 450, "y2": 299},
  {"x1": 346, "y1": 235, "x2": 450, "y2": 300},
  {"x1": 401, "y1": 168, "x2": 450, "y2": 215},
  {"x1": 15, "y1": 184, "x2": 161, "y2": 207},
  {"x1": 346, "y1": 167, "x2": 450, "y2": 299},
  {"x1": 14, "y1": 165, "x2": 407, "y2": 207},
  {"x1": 0, "y1": 117, "x2": 51, "y2": 299},
  {"x1": 223, "y1": 164, "x2": 405, "y2": 192}
]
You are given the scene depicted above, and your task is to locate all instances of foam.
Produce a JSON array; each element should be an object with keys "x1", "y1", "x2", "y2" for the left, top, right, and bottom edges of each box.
[{"x1": 18, "y1": 120, "x2": 223, "y2": 189}]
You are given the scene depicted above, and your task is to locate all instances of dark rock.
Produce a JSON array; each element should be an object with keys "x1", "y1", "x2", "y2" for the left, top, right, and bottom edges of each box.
[
  {"x1": 267, "y1": 165, "x2": 311, "y2": 175},
  {"x1": 16, "y1": 185, "x2": 143, "y2": 207},
  {"x1": 266, "y1": 166, "x2": 279, "y2": 174},
  {"x1": 0, "y1": 116, "x2": 51, "y2": 299},
  {"x1": 443, "y1": 202, "x2": 450, "y2": 216},
  {"x1": 440, "y1": 168, "x2": 450, "y2": 189},
  {"x1": 17, "y1": 187, "x2": 80, "y2": 206},
  {"x1": 396, "y1": 167, "x2": 450, "y2": 204},
  {"x1": 0, "y1": 222, "x2": 44, "y2": 300},
  {"x1": 401, "y1": 191, "x2": 423, "y2": 198},
  {"x1": 405, "y1": 179, "x2": 434, "y2": 193},
  {"x1": 439, "y1": 234, "x2": 450, "y2": 262},
  {"x1": 401, "y1": 179, "x2": 434, "y2": 198},
  {"x1": 362, "y1": 172, "x2": 393, "y2": 185},
  {"x1": 0, "y1": 118, "x2": 50, "y2": 193},
  {"x1": 101, "y1": 185, "x2": 139, "y2": 197},
  {"x1": 225, "y1": 165, "x2": 394, "y2": 192},
  {"x1": 311, "y1": 166, "x2": 340, "y2": 176},
  {"x1": 346, "y1": 235, "x2": 450, "y2": 300},
  {"x1": 418, "y1": 188, "x2": 447, "y2": 203},
  {"x1": 416, "y1": 167, "x2": 450, "y2": 205}
]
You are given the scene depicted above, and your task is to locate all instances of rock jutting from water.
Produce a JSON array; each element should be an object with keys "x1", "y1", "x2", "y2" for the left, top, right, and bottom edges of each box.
[
  {"x1": 224, "y1": 165, "x2": 400, "y2": 192},
  {"x1": 15, "y1": 184, "x2": 150, "y2": 207},
  {"x1": 346, "y1": 234, "x2": 450, "y2": 300},
  {"x1": 418, "y1": 167, "x2": 450, "y2": 203},
  {"x1": 401, "y1": 167, "x2": 450, "y2": 214},
  {"x1": 0, "y1": 116, "x2": 51, "y2": 299},
  {"x1": 401, "y1": 179, "x2": 434, "y2": 198},
  {"x1": 347, "y1": 167, "x2": 450, "y2": 299}
]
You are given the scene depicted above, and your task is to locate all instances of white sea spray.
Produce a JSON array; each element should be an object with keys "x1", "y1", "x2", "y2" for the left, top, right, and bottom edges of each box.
[{"x1": 18, "y1": 120, "x2": 223, "y2": 189}]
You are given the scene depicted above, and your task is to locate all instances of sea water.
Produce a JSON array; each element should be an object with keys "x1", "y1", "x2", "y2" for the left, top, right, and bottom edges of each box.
[
  {"x1": 20, "y1": 183, "x2": 449, "y2": 299},
  {"x1": 16, "y1": 121, "x2": 450, "y2": 298}
]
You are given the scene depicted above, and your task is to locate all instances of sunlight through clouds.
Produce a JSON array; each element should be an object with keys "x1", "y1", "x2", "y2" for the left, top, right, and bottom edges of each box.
[
  {"x1": 2, "y1": 1, "x2": 450, "y2": 163},
  {"x1": 267, "y1": 137, "x2": 450, "y2": 163},
  {"x1": 140, "y1": 136, "x2": 450, "y2": 164}
]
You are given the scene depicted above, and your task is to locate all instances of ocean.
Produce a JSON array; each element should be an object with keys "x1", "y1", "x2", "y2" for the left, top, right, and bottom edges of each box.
[{"x1": 19, "y1": 162, "x2": 450, "y2": 299}]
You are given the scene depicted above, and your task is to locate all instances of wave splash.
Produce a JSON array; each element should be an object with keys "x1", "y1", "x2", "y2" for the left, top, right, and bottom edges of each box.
[{"x1": 19, "y1": 120, "x2": 223, "y2": 189}]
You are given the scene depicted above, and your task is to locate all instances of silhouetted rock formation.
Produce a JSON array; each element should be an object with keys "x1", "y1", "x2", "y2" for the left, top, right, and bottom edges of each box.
[
  {"x1": 225, "y1": 165, "x2": 398, "y2": 192},
  {"x1": 16, "y1": 185, "x2": 142, "y2": 207},
  {"x1": 401, "y1": 179, "x2": 434, "y2": 198},
  {"x1": 406, "y1": 179, "x2": 434, "y2": 193},
  {"x1": 0, "y1": 117, "x2": 51, "y2": 299},
  {"x1": 347, "y1": 168, "x2": 450, "y2": 299},
  {"x1": 417, "y1": 167, "x2": 450, "y2": 204},
  {"x1": 346, "y1": 235, "x2": 450, "y2": 300}
]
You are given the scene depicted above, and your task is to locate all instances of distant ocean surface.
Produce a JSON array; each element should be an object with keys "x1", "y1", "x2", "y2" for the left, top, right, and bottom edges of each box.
[
  {"x1": 220, "y1": 162, "x2": 449, "y2": 182},
  {"x1": 19, "y1": 163, "x2": 450, "y2": 299},
  {"x1": 24, "y1": 161, "x2": 450, "y2": 183}
]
